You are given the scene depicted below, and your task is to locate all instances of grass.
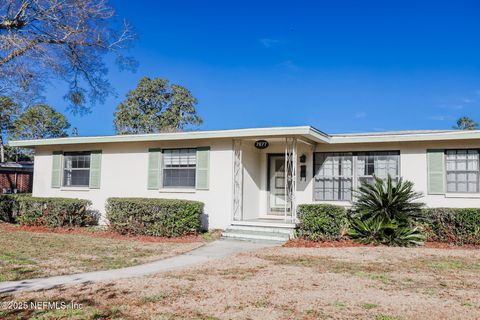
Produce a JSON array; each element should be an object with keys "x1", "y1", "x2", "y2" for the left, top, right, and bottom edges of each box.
[
  {"x1": 0, "y1": 223, "x2": 203, "y2": 281},
  {"x1": 375, "y1": 315, "x2": 402, "y2": 320},
  {"x1": 355, "y1": 271, "x2": 391, "y2": 284},
  {"x1": 361, "y1": 303, "x2": 378, "y2": 310},
  {"x1": 1, "y1": 246, "x2": 479, "y2": 319}
]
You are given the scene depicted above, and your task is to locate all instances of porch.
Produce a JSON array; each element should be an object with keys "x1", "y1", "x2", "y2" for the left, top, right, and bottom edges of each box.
[
  {"x1": 232, "y1": 136, "x2": 316, "y2": 223},
  {"x1": 223, "y1": 135, "x2": 317, "y2": 242}
]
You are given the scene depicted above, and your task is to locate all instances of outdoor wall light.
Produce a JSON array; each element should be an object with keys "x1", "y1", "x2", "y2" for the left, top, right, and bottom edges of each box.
[
  {"x1": 300, "y1": 165, "x2": 307, "y2": 180},
  {"x1": 300, "y1": 154, "x2": 307, "y2": 163}
]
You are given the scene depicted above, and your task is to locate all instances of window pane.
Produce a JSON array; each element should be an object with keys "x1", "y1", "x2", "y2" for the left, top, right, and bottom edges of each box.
[
  {"x1": 314, "y1": 153, "x2": 353, "y2": 201},
  {"x1": 63, "y1": 153, "x2": 91, "y2": 187},
  {"x1": 447, "y1": 182, "x2": 456, "y2": 193},
  {"x1": 357, "y1": 151, "x2": 399, "y2": 186},
  {"x1": 457, "y1": 182, "x2": 468, "y2": 192},
  {"x1": 163, "y1": 168, "x2": 196, "y2": 187},
  {"x1": 163, "y1": 149, "x2": 197, "y2": 188},
  {"x1": 446, "y1": 172, "x2": 456, "y2": 183},
  {"x1": 64, "y1": 169, "x2": 90, "y2": 187},
  {"x1": 446, "y1": 149, "x2": 480, "y2": 193}
]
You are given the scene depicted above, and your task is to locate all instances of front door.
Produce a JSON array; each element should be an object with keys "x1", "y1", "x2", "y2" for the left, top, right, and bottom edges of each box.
[{"x1": 269, "y1": 155, "x2": 286, "y2": 215}]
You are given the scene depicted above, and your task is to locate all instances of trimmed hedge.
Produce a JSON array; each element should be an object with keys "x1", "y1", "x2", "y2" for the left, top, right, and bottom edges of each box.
[
  {"x1": 14, "y1": 197, "x2": 93, "y2": 227},
  {"x1": 106, "y1": 198, "x2": 203, "y2": 237},
  {"x1": 423, "y1": 208, "x2": 480, "y2": 245},
  {"x1": 0, "y1": 194, "x2": 17, "y2": 222},
  {"x1": 0, "y1": 194, "x2": 32, "y2": 223},
  {"x1": 1, "y1": 194, "x2": 93, "y2": 227},
  {"x1": 296, "y1": 204, "x2": 348, "y2": 241}
]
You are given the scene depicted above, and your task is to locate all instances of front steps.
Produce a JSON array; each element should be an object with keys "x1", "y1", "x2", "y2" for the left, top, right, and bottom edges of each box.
[{"x1": 222, "y1": 220, "x2": 297, "y2": 243}]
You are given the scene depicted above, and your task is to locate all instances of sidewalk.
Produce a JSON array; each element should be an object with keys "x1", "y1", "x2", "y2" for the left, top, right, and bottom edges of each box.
[{"x1": 0, "y1": 239, "x2": 275, "y2": 294}]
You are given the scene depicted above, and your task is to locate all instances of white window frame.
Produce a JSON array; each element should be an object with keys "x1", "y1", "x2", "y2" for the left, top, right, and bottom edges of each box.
[
  {"x1": 313, "y1": 152, "x2": 354, "y2": 201},
  {"x1": 313, "y1": 150, "x2": 401, "y2": 202},
  {"x1": 63, "y1": 152, "x2": 91, "y2": 188},
  {"x1": 162, "y1": 148, "x2": 197, "y2": 188},
  {"x1": 445, "y1": 149, "x2": 480, "y2": 194}
]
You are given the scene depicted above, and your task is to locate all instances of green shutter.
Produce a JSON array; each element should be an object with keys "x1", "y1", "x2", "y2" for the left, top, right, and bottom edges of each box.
[
  {"x1": 89, "y1": 150, "x2": 102, "y2": 189},
  {"x1": 196, "y1": 147, "x2": 210, "y2": 190},
  {"x1": 427, "y1": 149, "x2": 445, "y2": 194},
  {"x1": 148, "y1": 148, "x2": 162, "y2": 189},
  {"x1": 51, "y1": 151, "x2": 63, "y2": 188}
]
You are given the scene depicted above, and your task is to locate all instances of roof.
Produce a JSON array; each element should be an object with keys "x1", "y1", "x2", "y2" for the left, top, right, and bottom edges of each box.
[
  {"x1": 8, "y1": 126, "x2": 480, "y2": 148},
  {"x1": 0, "y1": 162, "x2": 34, "y2": 172}
]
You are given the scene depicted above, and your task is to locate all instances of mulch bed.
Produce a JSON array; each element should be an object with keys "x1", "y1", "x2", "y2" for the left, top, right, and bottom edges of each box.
[
  {"x1": 0, "y1": 222, "x2": 205, "y2": 243},
  {"x1": 284, "y1": 238, "x2": 480, "y2": 250},
  {"x1": 424, "y1": 241, "x2": 480, "y2": 250}
]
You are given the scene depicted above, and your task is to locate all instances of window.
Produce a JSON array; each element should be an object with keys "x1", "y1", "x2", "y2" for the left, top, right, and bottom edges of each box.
[
  {"x1": 446, "y1": 149, "x2": 479, "y2": 193},
  {"x1": 163, "y1": 148, "x2": 196, "y2": 188},
  {"x1": 314, "y1": 153, "x2": 353, "y2": 201},
  {"x1": 357, "y1": 151, "x2": 400, "y2": 186},
  {"x1": 313, "y1": 151, "x2": 400, "y2": 201},
  {"x1": 63, "y1": 152, "x2": 90, "y2": 187}
]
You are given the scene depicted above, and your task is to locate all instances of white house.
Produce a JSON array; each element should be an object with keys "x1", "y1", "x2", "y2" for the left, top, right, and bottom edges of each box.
[{"x1": 9, "y1": 126, "x2": 480, "y2": 241}]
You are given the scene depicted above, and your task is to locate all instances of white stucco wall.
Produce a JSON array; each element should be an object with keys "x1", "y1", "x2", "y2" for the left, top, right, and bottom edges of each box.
[
  {"x1": 31, "y1": 137, "x2": 480, "y2": 231},
  {"x1": 32, "y1": 138, "x2": 234, "y2": 229},
  {"x1": 310, "y1": 139, "x2": 480, "y2": 208}
]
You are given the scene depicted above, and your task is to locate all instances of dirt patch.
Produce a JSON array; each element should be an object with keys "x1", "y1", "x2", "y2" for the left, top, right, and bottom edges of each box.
[{"x1": 2, "y1": 246, "x2": 479, "y2": 319}]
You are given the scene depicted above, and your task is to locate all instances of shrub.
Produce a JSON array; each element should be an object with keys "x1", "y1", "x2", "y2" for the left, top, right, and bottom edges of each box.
[
  {"x1": 349, "y1": 215, "x2": 424, "y2": 247},
  {"x1": 15, "y1": 197, "x2": 93, "y2": 227},
  {"x1": 348, "y1": 176, "x2": 426, "y2": 247},
  {"x1": 106, "y1": 198, "x2": 203, "y2": 237},
  {"x1": 423, "y1": 208, "x2": 480, "y2": 245},
  {"x1": 0, "y1": 194, "x2": 31, "y2": 223},
  {"x1": 296, "y1": 204, "x2": 348, "y2": 241},
  {"x1": 0, "y1": 194, "x2": 16, "y2": 222}
]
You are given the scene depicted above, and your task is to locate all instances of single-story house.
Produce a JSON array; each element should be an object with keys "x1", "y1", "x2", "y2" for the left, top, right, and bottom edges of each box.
[
  {"x1": 0, "y1": 162, "x2": 33, "y2": 194},
  {"x1": 9, "y1": 126, "x2": 480, "y2": 241}
]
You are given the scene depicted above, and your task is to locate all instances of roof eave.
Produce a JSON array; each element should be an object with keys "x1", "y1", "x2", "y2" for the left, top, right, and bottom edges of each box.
[
  {"x1": 330, "y1": 131, "x2": 480, "y2": 144},
  {"x1": 8, "y1": 126, "x2": 330, "y2": 148}
]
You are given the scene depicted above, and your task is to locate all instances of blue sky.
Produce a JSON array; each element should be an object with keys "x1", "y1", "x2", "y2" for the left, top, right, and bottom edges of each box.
[{"x1": 45, "y1": 0, "x2": 480, "y2": 136}]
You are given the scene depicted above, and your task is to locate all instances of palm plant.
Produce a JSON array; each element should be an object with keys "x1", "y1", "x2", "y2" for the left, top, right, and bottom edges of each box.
[{"x1": 348, "y1": 176, "x2": 426, "y2": 247}]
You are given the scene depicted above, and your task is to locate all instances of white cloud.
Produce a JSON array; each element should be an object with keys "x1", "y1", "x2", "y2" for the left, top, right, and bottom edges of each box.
[
  {"x1": 462, "y1": 98, "x2": 474, "y2": 103},
  {"x1": 275, "y1": 60, "x2": 299, "y2": 72},
  {"x1": 259, "y1": 38, "x2": 280, "y2": 48},
  {"x1": 429, "y1": 115, "x2": 452, "y2": 121},
  {"x1": 438, "y1": 104, "x2": 464, "y2": 110},
  {"x1": 354, "y1": 112, "x2": 367, "y2": 118}
]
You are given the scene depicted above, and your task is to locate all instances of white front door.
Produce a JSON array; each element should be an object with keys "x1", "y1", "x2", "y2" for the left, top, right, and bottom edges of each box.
[{"x1": 269, "y1": 155, "x2": 286, "y2": 214}]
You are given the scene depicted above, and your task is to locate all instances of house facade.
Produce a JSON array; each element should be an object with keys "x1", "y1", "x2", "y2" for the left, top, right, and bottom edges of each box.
[{"x1": 9, "y1": 126, "x2": 480, "y2": 234}]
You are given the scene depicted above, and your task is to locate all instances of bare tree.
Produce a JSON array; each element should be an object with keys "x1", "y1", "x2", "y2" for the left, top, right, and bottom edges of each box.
[{"x1": 0, "y1": 0, "x2": 136, "y2": 114}]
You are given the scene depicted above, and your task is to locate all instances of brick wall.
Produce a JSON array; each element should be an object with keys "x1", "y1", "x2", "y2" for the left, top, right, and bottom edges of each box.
[{"x1": 0, "y1": 172, "x2": 32, "y2": 193}]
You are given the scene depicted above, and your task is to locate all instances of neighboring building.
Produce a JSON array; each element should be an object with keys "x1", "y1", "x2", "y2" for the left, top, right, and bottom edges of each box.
[
  {"x1": 0, "y1": 162, "x2": 33, "y2": 194},
  {"x1": 9, "y1": 126, "x2": 480, "y2": 241}
]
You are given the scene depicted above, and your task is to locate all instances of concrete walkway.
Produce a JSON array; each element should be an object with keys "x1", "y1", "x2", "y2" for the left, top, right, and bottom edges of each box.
[{"x1": 0, "y1": 239, "x2": 275, "y2": 294}]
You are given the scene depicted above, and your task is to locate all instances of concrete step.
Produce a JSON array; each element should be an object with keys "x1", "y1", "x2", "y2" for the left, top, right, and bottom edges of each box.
[
  {"x1": 231, "y1": 220, "x2": 297, "y2": 229},
  {"x1": 226, "y1": 224, "x2": 294, "y2": 234},
  {"x1": 222, "y1": 228, "x2": 291, "y2": 243}
]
